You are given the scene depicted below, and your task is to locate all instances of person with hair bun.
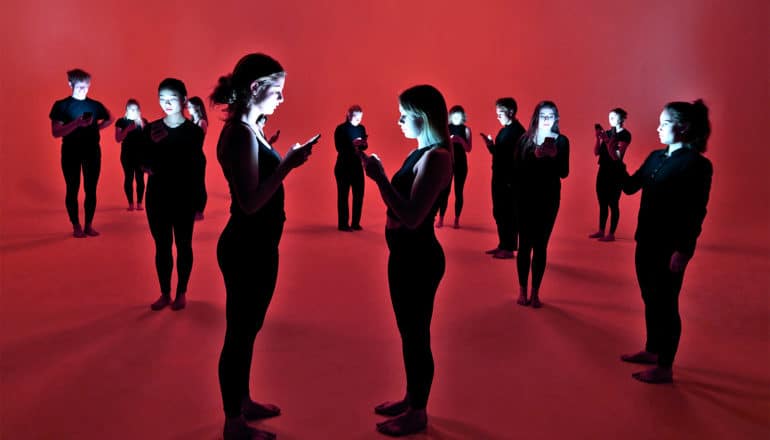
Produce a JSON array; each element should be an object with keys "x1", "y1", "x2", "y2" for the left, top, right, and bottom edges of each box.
[
  {"x1": 212, "y1": 53, "x2": 317, "y2": 440},
  {"x1": 360, "y1": 84, "x2": 452, "y2": 437},
  {"x1": 334, "y1": 105, "x2": 368, "y2": 231},
  {"x1": 589, "y1": 107, "x2": 632, "y2": 242},
  {"x1": 143, "y1": 78, "x2": 205, "y2": 312},
  {"x1": 620, "y1": 99, "x2": 713, "y2": 384},
  {"x1": 114, "y1": 99, "x2": 147, "y2": 211}
]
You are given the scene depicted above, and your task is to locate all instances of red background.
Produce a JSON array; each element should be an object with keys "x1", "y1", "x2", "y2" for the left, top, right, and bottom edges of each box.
[{"x1": 2, "y1": 1, "x2": 769, "y2": 438}]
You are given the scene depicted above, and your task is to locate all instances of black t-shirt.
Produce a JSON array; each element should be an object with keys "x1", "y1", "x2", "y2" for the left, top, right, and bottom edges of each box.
[
  {"x1": 143, "y1": 119, "x2": 206, "y2": 208},
  {"x1": 115, "y1": 117, "x2": 148, "y2": 154},
  {"x1": 598, "y1": 128, "x2": 632, "y2": 167},
  {"x1": 49, "y1": 97, "x2": 109, "y2": 147},
  {"x1": 491, "y1": 120, "x2": 526, "y2": 177}
]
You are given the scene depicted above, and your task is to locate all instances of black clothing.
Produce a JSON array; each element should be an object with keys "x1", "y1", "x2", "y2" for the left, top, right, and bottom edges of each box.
[
  {"x1": 515, "y1": 135, "x2": 570, "y2": 290},
  {"x1": 116, "y1": 118, "x2": 147, "y2": 205},
  {"x1": 217, "y1": 122, "x2": 286, "y2": 418},
  {"x1": 595, "y1": 128, "x2": 632, "y2": 233},
  {"x1": 334, "y1": 121, "x2": 368, "y2": 228},
  {"x1": 489, "y1": 121, "x2": 525, "y2": 251},
  {"x1": 142, "y1": 119, "x2": 205, "y2": 296},
  {"x1": 49, "y1": 97, "x2": 109, "y2": 226},
  {"x1": 438, "y1": 124, "x2": 469, "y2": 219},
  {"x1": 385, "y1": 145, "x2": 447, "y2": 409},
  {"x1": 624, "y1": 146, "x2": 712, "y2": 367}
]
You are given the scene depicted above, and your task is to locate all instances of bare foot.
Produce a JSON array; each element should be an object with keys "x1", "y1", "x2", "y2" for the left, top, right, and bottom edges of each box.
[
  {"x1": 374, "y1": 398, "x2": 409, "y2": 416},
  {"x1": 376, "y1": 409, "x2": 427, "y2": 437},
  {"x1": 620, "y1": 350, "x2": 658, "y2": 364},
  {"x1": 632, "y1": 366, "x2": 673, "y2": 384},
  {"x1": 242, "y1": 399, "x2": 281, "y2": 421},
  {"x1": 224, "y1": 415, "x2": 276, "y2": 440}
]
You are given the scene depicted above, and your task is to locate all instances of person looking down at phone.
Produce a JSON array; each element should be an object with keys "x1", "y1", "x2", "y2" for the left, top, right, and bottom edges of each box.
[
  {"x1": 142, "y1": 78, "x2": 206, "y2": 312},
  {"x1": 435, "y1": 105, "x2": 472, "y2": 229},
  {"x1": 513, "y1": 101, "x2": 569, "y2": 308},
  {"x1": 334, "y1": 105, "x2": 369, "y2": 231},
  {"x1": 50, "y1": 68, "x2": 113, "y2": 237},
  {"x1": 480, "y1": 97, "x2": 525, "y2": 259},
  {"x1": 115, "y1": 99, "x2": 148, "y2": 212},
  {"x1": 211, "y1": 53, "x2": 318, "y2": 440},
  {"x1": 359, "y1": 84, "x2": 452, "y2": 437},
  {"x1": 185, "y1": 96, "x2": 209, "y2": 221},
  {"x1": 589, "y1": 108, "x2": 632, "y2": 242}
]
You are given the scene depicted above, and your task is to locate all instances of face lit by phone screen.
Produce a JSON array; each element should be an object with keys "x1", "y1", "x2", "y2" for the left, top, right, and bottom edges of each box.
[
  {"x1": 126, "y1": 104, "x2": 140, "y2": 120},
  {"x1": 349, "y1": 111, "x2": 363, "y2": 126},
  {"x1": 538, "y1": 108, "x2": 557, "y2": 132},
  {"x1": 70, "y1": 81, "x2": 90, "y2": 100},
  {"x1": 609, "y1": 111, "x2": 621, "y2": 129},
  {"x1": 398, "y1": 106, "x2": 423, "y2": 139},
  {"x1": 657, "y1": 110, "x2": 677, "y2": 145},
  {"x1": 450, "y1": 112, "x2": 464, "y2": 126},
  {"x1": 496, "y1": 106, "x2": 512, "y2": 126},
  {"x1": 254, "y1": 77, "x2": 285, "y2": 115},
  {"x1": 159, "y1": 90, "x2": 184, "y2": 117}
]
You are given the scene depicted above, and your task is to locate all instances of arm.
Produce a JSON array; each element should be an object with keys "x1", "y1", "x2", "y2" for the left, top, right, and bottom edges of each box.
[
  {"x1": 51, "y1": 118, "x2": 85, "y2": 138},
  {"x1": 673, "y1": 158, "x2": 713, "y2": 259},
  {"x1": 97, "y1": 107, "x2": 113, "y2": 130},
  {"x1": 115, "y1": 119, "x2": 135, "y2": 143},
  {"x1": 193, "y1": 129, "x2": 207, "y2": 213},
  {"x1": 622, "y1": 155, "x2": 650, "y2": 195},
  {"x1": 556, "y1": 136, "x2": 569, "y2": 178},
  {"x1": 465, "y1": 126, "x2": 472, "y2": 152},
  {"x1": 366, "y1": 149, "x2": 452, "y2": 229},
  {"x1": 451, "y1": 133, "x2": 470, "y2": 153},
  {"x1": 199, "y1": 119, "x2": 208, "y2": 136},
  {"x1": 333, "y1": 124, "x2": 346, "y2": 154},
  {"x1": 481, "y1": 132, "x2": 494, "y2": 154}
]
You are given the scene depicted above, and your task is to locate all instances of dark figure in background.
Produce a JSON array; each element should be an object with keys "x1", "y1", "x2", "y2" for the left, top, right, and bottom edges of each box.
[
  {"x1": 360, "y1": 85, "x2": 452, "y2": 437},
  {"x1": 589, "y1": 108, "x2": 632, "y2": 241},
  {"x1": 143, "y1": 78, "x2": 205, "y2": 312},
  {"x1": 115, "y1": 99, "x2": 147, "y2": 211},
  {"x1": 514, "y1": 101, "x2": 569, "y2": 308},
  {"x1": 436, "y1": 105, "x2": 472, "y2": 229},
  {"x1": 620, "y1": 100, "x2": 713, "y2": 384},
  {"x1": 334, "y1": 105, "x2": 368, "y2": 231},
  {"x1": 212, "y1": 53, "x2": 316, "y2": 440},
  {"x1": 186, "y1": 96, "x2": 209, "y2": 221},
  {"x1": 49, "y1": 68, "x2": 113, "y2": 237},
  {"x1": 480, "y1": 97, "x2": 525, "y2": 259}
]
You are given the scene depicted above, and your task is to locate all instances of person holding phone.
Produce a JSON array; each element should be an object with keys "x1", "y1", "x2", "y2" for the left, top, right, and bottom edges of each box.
[
  {"x1": 142, "y1": 78, "x2": 205, "y2": 312},
  {"x1": 480, "y1": 97, "x2": 525, "y2": 258},
  {"x1": 620, "y1": 100, "x2": 712, "y2": 384},
  {"x1": 115, "y1": 99, "x2": 148, "y2": 211},
  {"x1": 589, "y1": 108, "x2": 632, "y2": 241},
  {"x1": 49, "y1": 68, "x2": 113, "y2": 237},
  {"x1": 334, "y1": 105, "x2": 368, "y2": 231},
  {"x1": 211, "y1": 53, "x2": 317, "y2": 440},
  {"x1": 514, "y1": 101, "x2": 569, "y2": 308},
  {"x1": 436, "y1": 105, "x2": 472, "y2": 229},
  {"x1": 185, "y1": 96, "x2": 209, "y2": 221},
  {"x1": 360, "y1": 85, "x2": 452, "y2": 437}
]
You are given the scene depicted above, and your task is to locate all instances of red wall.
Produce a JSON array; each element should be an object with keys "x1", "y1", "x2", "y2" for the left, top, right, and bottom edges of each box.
[{"x1": 2, "y1": 0, "x2": 769, "y2": 242}]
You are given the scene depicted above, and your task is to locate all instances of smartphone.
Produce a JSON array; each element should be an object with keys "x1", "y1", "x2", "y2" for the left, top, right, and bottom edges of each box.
[
  {"x1": 82, "y1": 111, "x2": 93, "y2": 120},
  {"x1": 480, "y1": 132, "x2": 492, "y2": 141},
  {"x1": 543, "y1": 137, "x2": 555, "y2": 146},
  {"x1": 301, "y1": 133, "x2": 321, "y2": 148}
]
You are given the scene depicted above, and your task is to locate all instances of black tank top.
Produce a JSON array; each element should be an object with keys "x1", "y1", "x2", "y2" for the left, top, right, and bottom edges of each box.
[
  {"x1": 221, "y1": 122, "x2": 285, "y2": 225},
  {"x1": 387, "y1": 145, "x2": 445, "y2": 235}
]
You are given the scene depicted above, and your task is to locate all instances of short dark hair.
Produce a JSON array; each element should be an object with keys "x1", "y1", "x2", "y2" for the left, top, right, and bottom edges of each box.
[
  {"x1": 495, "y1": 97, "x2": 518, "y2": 116},
  {"x1": 611, "y1": 107, "x2": 628, "y2": 123},
  {"x1": 67, "y1": 69, "x2": 91, "y2": 84},
  {"x1": 158, "y1": 78, "x2": 188, "y2": 98}
]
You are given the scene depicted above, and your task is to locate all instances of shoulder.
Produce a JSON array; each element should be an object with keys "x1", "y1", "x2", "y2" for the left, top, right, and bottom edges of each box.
[
  {"x1": 423, "y1": 146, "x2": 452, "y2": 168},
  {"x1": 219, "y1": 122, "x2": 253, "y2": 147},
  {"x1": 557, "y1": 134, "x2": 570, "y2": 145}
]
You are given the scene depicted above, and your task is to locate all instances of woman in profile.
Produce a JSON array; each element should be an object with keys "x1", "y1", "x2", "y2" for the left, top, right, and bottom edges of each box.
[
  {"x1": 360, "y1": 84, "x2": 452, "y2": 436},
  {"x1": 186, "y1": 96, "x2": 209, "y2": 220},
  {"x1": 114, "y1": 99, "x2": 147, "y2": 211},
  {"x1": 436, "y1": 105, "x2": 471, "y2": 229},
  {"x1": 211, "y1": 53, "x2": 317, "y2": 440},
  {"x1": 514, "y1": 101, "x2": 569, "y2": 308},
  {"x1": 620, "y1": 100, "x2": 712, "y2": 384},
  {"x1": 589, "y1": 108, "x2": 631, "y2": 242}
]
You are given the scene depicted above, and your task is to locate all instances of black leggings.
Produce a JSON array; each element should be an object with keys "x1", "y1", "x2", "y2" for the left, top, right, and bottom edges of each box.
[
  {"x1": 438, "y1": 151, "x2": 468, "y2": 218},
  {"x1": 517, "y1": 196, "x2": 560, "y2": 291},
  {"x1": 218, "y1": 219, "x2": 283, "y2": 418},
  {"x1": 121, "y1": 154, "x2": 145, "y2": 205},
  {"x1": 145, "y1": 195, "x2": 195, "y2": 295},
  {"x1": 386, "y1": 229, "x2": 445, "y2": 409},
  {"x1": 635, "y1": 243, "x2": 685, "y2": 368},
  {"x1": 335, "y1": 160, "x2": 364, "y2": 227},
  {"x1": 596, "y1": 169, "x2": 622, "y2": 233},
  {"x1": 491, "y1": 177, "x2": 517, "y2": 251},
  {"x1": 61, "y1": 146, "x2": 101, "y2": 226}
]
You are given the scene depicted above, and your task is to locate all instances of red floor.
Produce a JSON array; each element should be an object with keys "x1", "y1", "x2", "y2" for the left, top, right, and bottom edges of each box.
[{"x1": 2, "y1": 142, "x2": 769, "y2": 439}]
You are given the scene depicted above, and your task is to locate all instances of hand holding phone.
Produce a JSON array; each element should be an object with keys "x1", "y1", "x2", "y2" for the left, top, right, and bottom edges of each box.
[
  {"x1": 479, "y1": 132, "x2": 493, "y2": 145},
  {"x1": 80, "y1": 111, "x2": 94, "y2": 126},
  {"x1": 298, "y1": 133, "x2": 321, "y2": 149}
]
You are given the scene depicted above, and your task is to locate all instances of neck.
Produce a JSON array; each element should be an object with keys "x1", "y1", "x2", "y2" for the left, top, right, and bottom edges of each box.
[
  {"x1": 667, "y1": 142, "x2": 683, "y2": 154},
  {"x1": 164, "y1": 113, "x2": 185, "y2": 125}
]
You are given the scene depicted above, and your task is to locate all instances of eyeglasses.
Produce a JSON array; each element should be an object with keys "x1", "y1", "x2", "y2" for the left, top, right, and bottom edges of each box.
[{"x1": 539, "y1": 114, "x2": 556, "y2": 121}]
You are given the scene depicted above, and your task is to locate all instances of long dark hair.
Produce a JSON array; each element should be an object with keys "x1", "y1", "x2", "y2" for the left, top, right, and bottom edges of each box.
[
  {"x1": 663, "y1": 99, "x2": 710, "y2": 153},
  {"x1": 210, "y1": 53, "x2": 285, "y2": 121},
  {"x1": 188, "y1": 96, "x2": 208, "y2": 122}
]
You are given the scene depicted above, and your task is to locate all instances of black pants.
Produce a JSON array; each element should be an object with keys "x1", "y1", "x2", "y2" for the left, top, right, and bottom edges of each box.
[
  {"x1": 218, "y1": 218, "x2": 283, "y2": 418},
  {"x1": 438, "y1": 149, "x2": 468, "y2": 219},
  {"x1": 635, "y1": 243, "x2": 685, "y2": 368},
  {"x1": 517, "y1": 194, "x2": 560, "y2": 290},
  {"x1": 385, "y1": 229, "x2": 445, "y2": 409},
  {"x1": 491, "y1": 176, "x2": 517, "y2": 251},
  {"x1": 121, "y1": 153, "x2": 145, "y2": 205},
  {"x1": 145, "y1": 193, "x2": 195, "y2": 296},
  {"x1": 61, "y1": 145, "x2": 101, "y2": 226},
  {"x1": 335, "y1": 159, "x2": 364, "y2": 228},
  {"x1": 596, "y1": 168, "x2": 623, "y2": 233}
]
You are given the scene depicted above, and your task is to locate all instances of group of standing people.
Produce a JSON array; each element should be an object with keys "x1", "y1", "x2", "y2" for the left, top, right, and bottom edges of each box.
[{"x1": 49, "y1": 55, "x2": 712, "y2": 438}]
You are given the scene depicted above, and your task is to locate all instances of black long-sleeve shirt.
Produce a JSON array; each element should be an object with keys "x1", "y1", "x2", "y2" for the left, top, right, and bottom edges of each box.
[
  {"x1": 489, "y1": 120, "x2": 525, "y2": 180},
  {"x1": 623, "y1": 147, "x2": 712, "y2": 257},
  {"x1": 516, "y1": 135, "x2": 570, "y2": 199},
  {"x1": 142, "y1": 119, "x2": 206, "y2": 210},
  {"x1": 334, "y1": 121, "x2": 368, "y2": 163}
]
